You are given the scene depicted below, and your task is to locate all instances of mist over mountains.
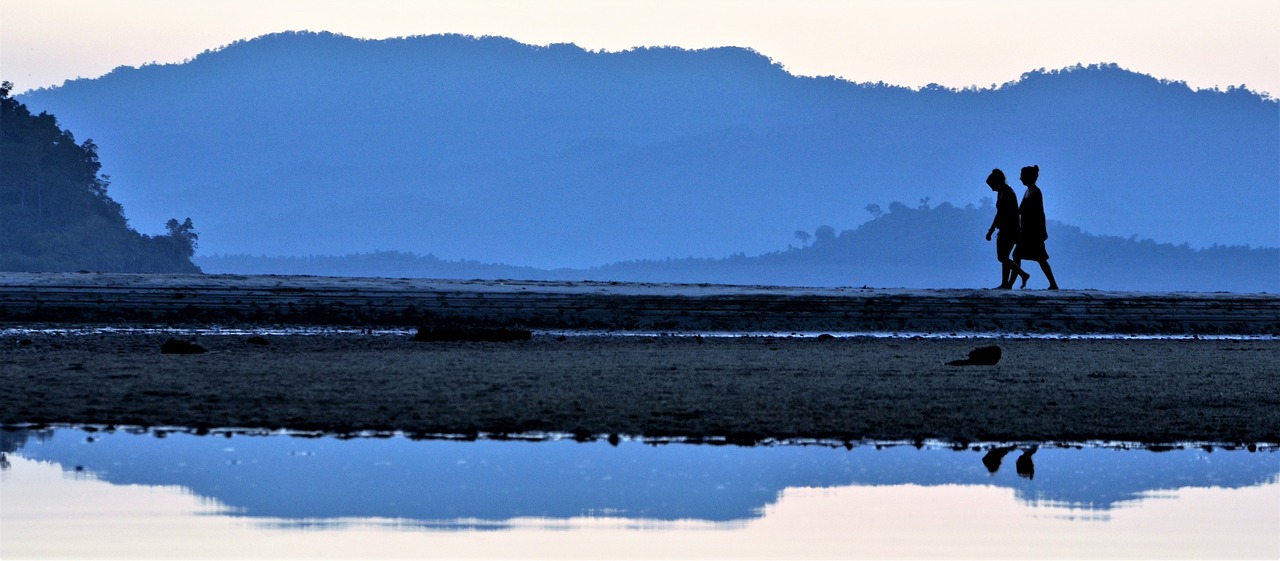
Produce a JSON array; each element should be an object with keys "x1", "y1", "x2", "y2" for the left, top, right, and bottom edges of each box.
[
  {"x1": 197, "y1": 200, "x2": 1278, "y2": 293},
  {"x1": 18, "y1": 31, "x2": 1278, "y2": 270}
]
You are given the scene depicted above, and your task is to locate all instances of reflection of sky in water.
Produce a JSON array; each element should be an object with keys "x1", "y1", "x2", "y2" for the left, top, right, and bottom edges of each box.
[
  {"x1": 3, "y1": 428, "x2": 1278, "y2": 560},
  {"x1": 3, "y1": 428, "x2": 1276, "y2": 524}
]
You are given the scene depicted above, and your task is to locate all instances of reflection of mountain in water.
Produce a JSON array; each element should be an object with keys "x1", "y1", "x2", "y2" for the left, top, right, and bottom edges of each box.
[
  {"x1": 8, "y1": 429, "x2": 1278, "y2": 525},
  {"x1": 1, "y1": 428, "x2": 53, "y2": 470}
]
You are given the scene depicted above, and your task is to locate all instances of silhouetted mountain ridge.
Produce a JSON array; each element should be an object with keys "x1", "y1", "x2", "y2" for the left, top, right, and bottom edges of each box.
[{"x1": 20, "y1": 31, "x2": 1278, "y2": 268}]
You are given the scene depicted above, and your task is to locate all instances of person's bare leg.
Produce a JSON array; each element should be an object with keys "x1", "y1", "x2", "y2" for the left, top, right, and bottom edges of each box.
[
  {"x1": 1015, "y1": 259, "x2": 1030, "y2": 288},
  {"x1": 1039, "y1": 261, "x2": 1058, "y2": 290},
  {"x1": 998, "y1": 260, "x2": 1027, "y2": 289}
]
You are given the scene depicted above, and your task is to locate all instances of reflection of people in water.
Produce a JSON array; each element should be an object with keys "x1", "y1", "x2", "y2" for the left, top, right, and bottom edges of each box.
[
  {"x1": 1015, "y1": 446, "x2": 1037, "y2": 479},
  {"x1": 982, "y1": 446, "x2": 1017, "y2": 473},
  {"x1": 985, "y1": 169, "x2": 1030, "y2": 289},
  {"x1": 982, "y1": 445, "x2": 1037, "y2": 479},
  {"x1": 1013, "y1": 165, "x2": 1059, "y2": 290}
]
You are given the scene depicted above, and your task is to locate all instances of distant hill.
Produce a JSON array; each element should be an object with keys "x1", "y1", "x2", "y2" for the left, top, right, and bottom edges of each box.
[
  {"x1": 0, "y1": 82, "x2": 200, "y2": 273},
  {"x1": 197, "y1": 200, "x2": 1278, "y2": 293},
  {"x1": 20, "y1": 31, "x2": 1278, "y2": 268}
]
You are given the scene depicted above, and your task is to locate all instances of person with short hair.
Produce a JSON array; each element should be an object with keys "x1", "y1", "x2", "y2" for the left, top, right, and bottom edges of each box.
[{"x1": 985, "y1": 169, "x2": 1030, "y2": 289}]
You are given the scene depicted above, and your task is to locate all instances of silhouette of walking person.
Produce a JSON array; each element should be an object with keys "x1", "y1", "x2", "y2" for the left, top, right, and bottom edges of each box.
[
  {"x1": 985, "y1": 169, "x2": 1029, "y2": 289},
  {"x1": 1013, "y1": 165, "x2": 1059, "y2": 290}
]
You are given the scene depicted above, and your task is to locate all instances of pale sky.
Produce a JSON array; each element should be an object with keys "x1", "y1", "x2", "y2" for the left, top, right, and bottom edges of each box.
[{"x1": 2, "y1": 0, "x2": 1277, "y2": 96}]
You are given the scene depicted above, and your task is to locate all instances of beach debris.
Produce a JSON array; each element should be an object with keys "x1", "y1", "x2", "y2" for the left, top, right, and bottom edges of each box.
[
  {"x1": 725, "y1": 431, "x2": 768, "y2": 446},
  {"x1": 947, "y1": 345, "x2": 1001, "y2": 366},
  {"x1": 412, "y1": 326, "x2": 532, "y2": 342},
  {"x1": 161, "y1": 338, "x2": 207, "y2": 354},
  {"x1": 246, "y1": 336, "x2": 270, "y2": 346}
]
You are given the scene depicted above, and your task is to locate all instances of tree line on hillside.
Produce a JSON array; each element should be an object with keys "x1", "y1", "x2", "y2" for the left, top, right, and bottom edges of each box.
[
  {"x1": 197, "y1": 200, "x2": 1278, "y2": 293},
  {"x1": 196, "y1": 251, "x2": 549, "y2": 280},
  {"x1": 0, "y1": 82, "x2": 200, "y2": 273}
]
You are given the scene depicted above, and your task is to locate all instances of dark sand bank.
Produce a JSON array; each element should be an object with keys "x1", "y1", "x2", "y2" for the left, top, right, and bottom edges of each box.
[
  {"x1": 3, "y1": 333, "x2": 1277, "y2": 444},
  {"x1": 3, "y1": 273, "x2": 1277, "y2": 444},
  {"x1": 1, "y1": 272, "x2": 1278, "y2": 334}
]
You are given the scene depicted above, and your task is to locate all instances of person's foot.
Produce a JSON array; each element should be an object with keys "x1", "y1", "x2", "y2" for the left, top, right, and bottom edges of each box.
[
  {"x1": 1047, "y1": 284, "x2": 1060, "y2": 290},
  {"x1": 993, "y1": 284, "x2": 1012, "y2": 290},
  {"x1": 1019, "y1": 272, "x2": 1030, "y2": 289}
]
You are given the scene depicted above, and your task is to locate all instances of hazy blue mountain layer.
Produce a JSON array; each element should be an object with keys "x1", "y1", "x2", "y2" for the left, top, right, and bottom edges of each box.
[
  {"x1": 20, "y1": 31, "x2": 1278, "y2": 268},
  {"x1": 198, "y1": 201, "x2": 1278, "y2": 293}
]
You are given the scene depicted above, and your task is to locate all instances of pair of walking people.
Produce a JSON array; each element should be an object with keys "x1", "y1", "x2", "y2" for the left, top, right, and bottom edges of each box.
[{"x1": 985, "y1": 165, "x2": 1058, "y2": 290}]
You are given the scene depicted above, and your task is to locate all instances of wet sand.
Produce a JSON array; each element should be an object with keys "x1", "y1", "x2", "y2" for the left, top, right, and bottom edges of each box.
[
  {"x1": 2, "y1": 272, "x2": 1277, "y2": 334},
  {"x1": 3, "y1": 333, "x2": 1277, "y2": 444},
  {"x1": 2, "y1": 273, "x2": 1278, "y2": 444}
]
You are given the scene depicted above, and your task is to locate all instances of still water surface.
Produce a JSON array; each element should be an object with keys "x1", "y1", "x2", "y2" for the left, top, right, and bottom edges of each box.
[{"x1": 2, "y1": 428, "x2": 1277, "y2": 559}]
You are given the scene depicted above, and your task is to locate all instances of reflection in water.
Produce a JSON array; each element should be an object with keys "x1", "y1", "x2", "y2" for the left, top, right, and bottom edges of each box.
[
  {"x1": 982, "y1": 445, "x2": 1017, "y2": 473},
  {"x1": 1015, "y1": 446, "x2": 1037, "y2": 480},
  {"x1": 2, "y1": 428, "x2": 1277, "y2": 521},
  {"x1": 2, "y1": 428, "x2": 1278, "y2": 559}
]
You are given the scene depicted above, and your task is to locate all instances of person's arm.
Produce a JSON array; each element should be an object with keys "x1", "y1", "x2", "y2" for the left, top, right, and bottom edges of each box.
[{"x1": 987, "y1": 198, "x2": 999, "y2": 240}]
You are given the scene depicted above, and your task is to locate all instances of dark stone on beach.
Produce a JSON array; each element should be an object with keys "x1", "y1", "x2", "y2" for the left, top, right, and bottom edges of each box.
[
  {"x1": 161, "y1": 338, "x2": 206, "y2": 354},
  {"x1": 947, "y1": 345, "x2": 1001, "y2": 366},
  {"x1": 725, "y1": 431, "x2": 767, "y2": 446},
  {"x1": 246, "y1": 336, "x2": 270, "y2": 346},
  {"x1": 412, "y1": 326, "x2": 532, "y2": 343},
  {"x1": 18, "y1": 338, "x2": 33, "y2": 346},
  {"x1": 816, "y1": 333, "x2": 835, "y2": 341}
]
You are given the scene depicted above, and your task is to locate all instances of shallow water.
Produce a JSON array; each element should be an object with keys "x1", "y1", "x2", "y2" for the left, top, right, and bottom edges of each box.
[{"x1": 2, "y1": 428, "x2": 1277, "y2": 559}]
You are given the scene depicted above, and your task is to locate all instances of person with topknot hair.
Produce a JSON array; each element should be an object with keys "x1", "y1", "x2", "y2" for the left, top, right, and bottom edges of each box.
[{"x1": 1013, "y1": 165, "x2": 1059, "y2": 290}]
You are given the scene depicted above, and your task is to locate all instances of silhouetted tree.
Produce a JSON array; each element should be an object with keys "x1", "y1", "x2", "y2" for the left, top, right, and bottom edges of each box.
[
  {"x1": 166, "y1": 218, "x2": 198, "y2": 257},
  {"x1": 814, "y1": 225, "x2": 837, "y2": 244},
  {"x1": 0, "y1": 82, "x2": 200, "y2": 273}
]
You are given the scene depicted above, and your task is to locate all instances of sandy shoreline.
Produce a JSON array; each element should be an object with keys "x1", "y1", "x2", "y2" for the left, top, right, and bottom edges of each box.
[
  {"x1": 3, "y1": 332, "x2": 1277, "y2": 444},
  {"x1": 2, "y1": 272, "x2": 1278, "y2": 334},
  {"x1": 3, "y1": 273, "x2": 1278, "y2": 444}
]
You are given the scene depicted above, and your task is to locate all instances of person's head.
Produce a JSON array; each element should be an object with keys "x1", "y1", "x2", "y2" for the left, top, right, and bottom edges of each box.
[
  {"x1": 986, "y1": 169, "x2": 1006, "y2": 190},
  {"x1": 1020, "y1": 165, "x2": 1039, "y2": 186}
]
